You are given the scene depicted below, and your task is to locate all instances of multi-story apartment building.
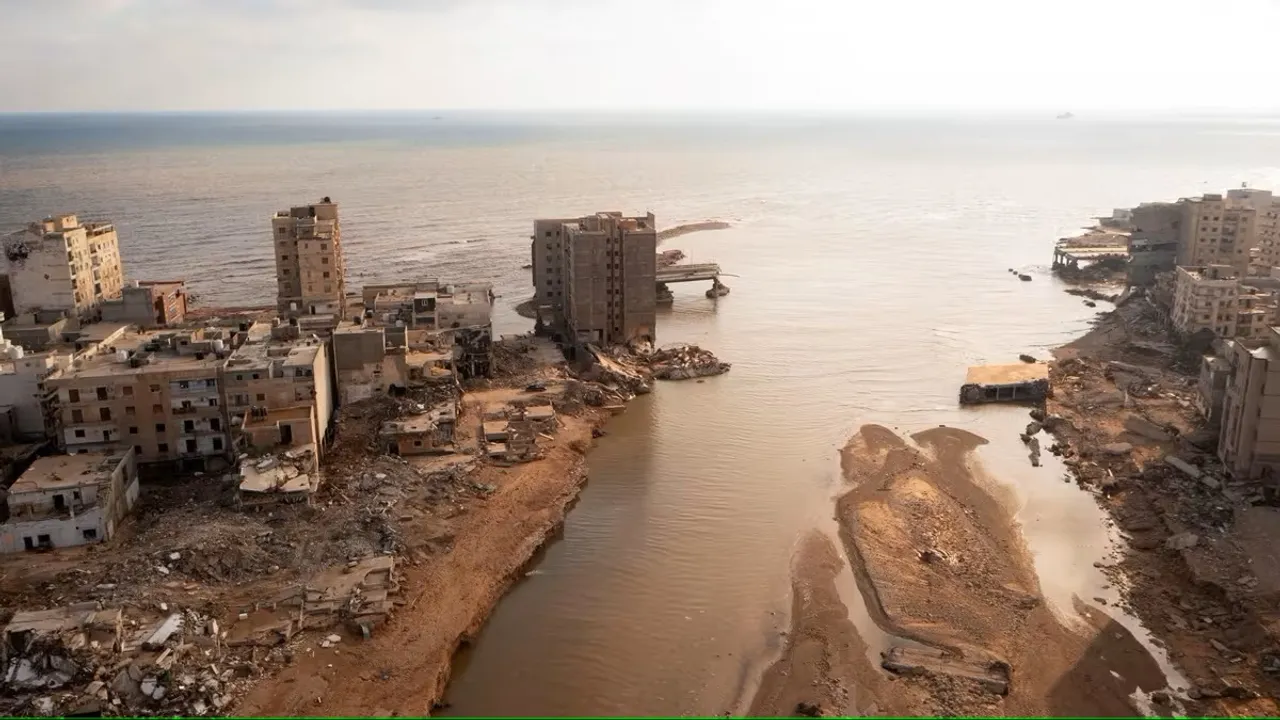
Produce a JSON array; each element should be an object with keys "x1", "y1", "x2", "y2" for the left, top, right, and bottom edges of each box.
[
  {"x1": 44, "y1": 327, "x2": 234, "y2": 472},
  {"x1": 1219, "y1": 327, "x2": 1280, "y2": 478},
  {"x1": 1171, "y1": 264, "x2": 1279, "y2": 341},
  {"x1": 223, "y1": 321, "x2": 334, "y2": 461},
  {"x1": 272, "y1": 198, "x2": 347, "y2": 330},
  {"x1": 531, "y1": 212, "x2": 657, "y2": 347},
  {"x1": 1, "y1": 214, "x2": 124, "y2": 321},
  {"x1": 0, "y1": 449, "x2": 139, "y2": 553}
]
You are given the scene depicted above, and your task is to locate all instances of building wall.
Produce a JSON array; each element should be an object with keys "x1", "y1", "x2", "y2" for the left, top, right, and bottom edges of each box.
[
  {"x1": 0, "y1": 353, "x2": 68, "y2": 438},
  {"x1": 531, "y1": 218, "x2": 575, "y2": 316},
  {"x1": 1171, "y1": 265, "x2": 1242, "y2": 338},
  {"x1": 0, "y1": 449, "x2": 139, "y2": 553},
  {"x1": 1, "y1": 216, "x2": 124, "y2": 320},
  {"x1": 47, "y1": 363, "x2": 230, "y2": 465},
  {"x1": 1178, "y1": 195, "x2": 1269, "y2": 273},
  {"x1": 273, "y1": 200, "x2": 346, "y2": 321},
  {"x1": 562, "y1": 212, "x2": 657, "y2": 346}
]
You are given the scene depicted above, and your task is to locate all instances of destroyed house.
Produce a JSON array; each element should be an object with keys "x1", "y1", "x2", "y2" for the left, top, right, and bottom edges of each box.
[
  {"x1": 380, "y1": 402, "x2": 459, "y2": 455},
  {"x1": 2, "y1": 603, "x2": 123, "y2": 689},
  {"x1": 0, "y1": 449, "x2": 139, "y2": 553}
]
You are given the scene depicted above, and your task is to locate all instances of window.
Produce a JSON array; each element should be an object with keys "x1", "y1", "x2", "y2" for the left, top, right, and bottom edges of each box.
[
  {"x1": 157, "y1": 443, "x2": 168, "y2": 453},
  {"x1": 153, "y1": 404, "x2": 163, "y2": 414},
  {"x1": 323, "y1": 272, "x2": 330, "y2": 279},
  {"x1": 178, "y1": 380, "x2": 189, "y2": 390},
  {"x1": 210, "y1": 418, "x2": 221, "y2": 431},
  {"x1": 150, "y1": 384, "x2": 160, "y2": 392},
  {"x1": 320, "y1": 243, "x2": 327, "y2": 251},
  {"x1": 126, "y1": 406, "x2": 135, "y2": 416},
  {"x1": 256, "y1": 393, "x2": 266, "y2": 401},
  {"x1": 99, "y1": 407, "x2": 111, "y2": 421},
  {"x1": 278, "y1": 227, "x2": 287, "y2": 235},
  {"x1": 183, "y1": 420, "x2": 195, "y2": 432},
  {"x1": 206, "y1": 379, "x2": 217, "y2": 388},
  {"x1": 283, "y1": 269, "x2": 290, "y2": 276},
  {"x1": 129, "y1": 426, "x2": 138, "y2": 435},
  {"x1": 68, "y1": 389, "x2": 80, "y2": 403},
  {"x1": 185, "y1": 439, "x2": 197, "y2": 452},
  {"x1": 74, "y1": 429, "x2": 85, "y2": 438},
  {"x1": 96, "y1": 387, "x2": 108, "y2": 400},
  {"x1": 251, "y1": 373, "x2": 260, "y2": 380},
  {"x1": 82, "y1": 528, "x2": 97, "y2": 540},
  {"x1": 212, "y1": 437, "x2": 223, "y2": 451},
  {"x1": 155, "y1": 423, "x2": 165, "y2": 432},
  {"x1": 208, "y1": 398, "x2": 218, "y2": 407},
  {"x1": 122, "y1": 386, "x2": 133, "y2": 396},
  {"x1": 281, "y1": 255, "x2": 289, "y2": 261},
  {"x1": 71, "y1": 409, "x2": 83, "y2": 423},
  {"x1": 322, "y1": 257, "x2": 329, "y2": 264}
]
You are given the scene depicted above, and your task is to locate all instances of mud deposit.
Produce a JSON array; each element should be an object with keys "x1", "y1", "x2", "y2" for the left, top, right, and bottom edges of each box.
[{"x1": 752, "y1": 424, "x2": 1167, "y2": 717}]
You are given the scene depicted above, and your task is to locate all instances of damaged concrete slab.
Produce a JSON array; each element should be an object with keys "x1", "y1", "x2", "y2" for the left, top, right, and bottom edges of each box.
[{"x1": 959, "y1": 363, "x2": 1050, "y2": 405}]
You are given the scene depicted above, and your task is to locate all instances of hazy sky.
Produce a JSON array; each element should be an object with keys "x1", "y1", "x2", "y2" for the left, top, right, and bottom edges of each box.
[{"x1": 3, "y1": 0, "x2": 1278, "y2": 113}]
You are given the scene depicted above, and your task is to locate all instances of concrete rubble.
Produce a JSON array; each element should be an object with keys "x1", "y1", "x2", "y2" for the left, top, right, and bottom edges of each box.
[{"x1": 645, "y1": 344, "x2": 731, "y2": 381}]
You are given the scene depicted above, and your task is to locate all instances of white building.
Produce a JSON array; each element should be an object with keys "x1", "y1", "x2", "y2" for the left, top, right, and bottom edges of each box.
[
  {"x1": 2, "y1": 214, "x2": 125, "y2": 320},
  {"x1": 0, "y1": 449, "x2": 139, "y2": 553}
]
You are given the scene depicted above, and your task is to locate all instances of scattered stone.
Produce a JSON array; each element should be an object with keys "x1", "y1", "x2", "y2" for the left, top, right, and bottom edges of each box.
[
  {"x1": 1101, "y1": 442, "x2": 1133, "y2": 456},
  {"x1": 1019, "y1": 354, "x2": 1038, "y2": 364},
  {"x1": 1165, "y1": 532, "x2": 1199, "y2": 551},
  {"x1": 795, "y1": 701, "x2": 823, "y2": 717}
]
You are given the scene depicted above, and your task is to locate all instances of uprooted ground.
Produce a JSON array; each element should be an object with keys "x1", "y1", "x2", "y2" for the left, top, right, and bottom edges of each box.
[{"x1": 1047, "y1": 291, "x2": 1280, "y2": 715}]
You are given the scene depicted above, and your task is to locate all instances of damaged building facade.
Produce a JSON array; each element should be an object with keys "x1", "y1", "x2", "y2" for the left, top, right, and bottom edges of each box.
[
  {"x1": 43, "y1": 328, "x2": 234, "y2": 472},
  {"x1": 531, "y1": 212, "x2": 657, "y2": 348},
  {"x1": 1, "y1": 214, "x2": 125, "y2": 322},
  {"x1": 272, "y1": 198, "x2": 348, "y2": 333},
  {"x1": 1170, "y1": 265, "x2": 1278, "y2": 341},
  {"x1": 100, "y1": 280, "x2": 188, "y2": 329},
  {"x1": 224, "y1": 321, "x2": 334, "y2": 464},
  {"x1": 333, "y1": 281, "x2": 493, "y2": 404},
  {"x1": 0, "y1": 449, "x2": 139, "y2": 553}
]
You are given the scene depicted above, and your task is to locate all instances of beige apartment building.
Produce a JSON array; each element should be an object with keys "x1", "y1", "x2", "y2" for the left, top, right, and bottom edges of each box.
[
  {"x1": 223, "y1": 321, "x2": 334, "y2": 461},
  {"x1": 1171, "y1": 264, "x2": 1279, "y2": 341},
  {"x1": 44, "y1": 327, "x2": 234, "y2": 472},
  {"x1": 1, "y1": 214, "x2": 124, "y2": 320},
  {"x1": 272, "y1": 198, "x2": 347, "y2": 329},
  {"x1": 531, "y1": 212, "x2": 657, "y2": 347},
  {"x1": 1176, "y1": 188, "x2": 1280, "y2": 273},
  {"x1": 1219, "y1": 327, "x2": 1280, "y2": 478}
]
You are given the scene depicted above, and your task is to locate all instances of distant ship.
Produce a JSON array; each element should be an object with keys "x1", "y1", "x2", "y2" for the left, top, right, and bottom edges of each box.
[{"x1": 1056, "y1": 112, "x2": 1075, "y2": 120}]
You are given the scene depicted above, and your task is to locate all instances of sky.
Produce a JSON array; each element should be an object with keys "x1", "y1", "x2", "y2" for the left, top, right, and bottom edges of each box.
[{"x1": 2, "y1": 0, "x2": 1280, "y2": 113}]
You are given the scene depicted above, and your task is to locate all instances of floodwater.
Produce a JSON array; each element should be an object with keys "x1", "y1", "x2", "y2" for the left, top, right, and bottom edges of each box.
[{"x1": 2, "y1": 113, "x2": 1277, "y2": 715}]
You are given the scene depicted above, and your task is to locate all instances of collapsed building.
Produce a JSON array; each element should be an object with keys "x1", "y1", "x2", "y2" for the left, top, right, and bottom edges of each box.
[
  {"x1": 332, "y1": 281, "x2": 493, "y2": 404},
  {"x1": 380, "y1": 399, "x2": 460, "y2": 456}
]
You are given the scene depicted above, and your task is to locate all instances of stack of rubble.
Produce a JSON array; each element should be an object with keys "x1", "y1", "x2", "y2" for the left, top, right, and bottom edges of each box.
[
  {"x1": 657, "y1": 249, "x2": 686, "y2": 268},
  {"x1": 646, "y1": 344, "x2": 731, "y2": 381}
]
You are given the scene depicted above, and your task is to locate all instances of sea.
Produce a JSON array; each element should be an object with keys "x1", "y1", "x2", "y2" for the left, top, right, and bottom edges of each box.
[{"x1": 2, "y1": 111, "x2": 1279, "y2": 715}]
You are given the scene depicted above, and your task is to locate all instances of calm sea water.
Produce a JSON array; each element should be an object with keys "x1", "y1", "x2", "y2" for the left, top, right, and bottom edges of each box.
[{"x1": 2, "y1": 112, "x2": 1278, "y2": 715}]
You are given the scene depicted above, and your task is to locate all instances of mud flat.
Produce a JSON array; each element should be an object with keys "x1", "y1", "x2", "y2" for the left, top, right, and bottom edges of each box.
[
  {"x1": 656, "y1": 219, "x2": 730, "y2": 244},
  {"x1": 751, "y1": 424, "x2": 1166, "y2": 717}
]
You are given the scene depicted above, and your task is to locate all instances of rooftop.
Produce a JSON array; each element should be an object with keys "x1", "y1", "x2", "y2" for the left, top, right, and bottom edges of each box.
[
  {"x1": 48, "y1": 329, "x2": 226, "y2": 379},
  {"x1": 964, "y1": 363, "x2": 1050, "y2": 386},
  {"x1": 9, "y1": 451, "x2": 127, "y2": 494}
]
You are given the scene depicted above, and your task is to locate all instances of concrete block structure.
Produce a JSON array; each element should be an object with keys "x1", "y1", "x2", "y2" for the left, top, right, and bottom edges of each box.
[
  {"x1": 1176, "y1": 189, "x2": 1280, "y2": 273},
  {"x1": 272, "y1": 198, "x2": 347, "y2": 330},
  {"x1": 1171, "y1": 265, "x2": 1278, "y2": 340},
  {"x1": 1127, "y1": 202, "x2": 1182, "y2": 285},
  {"x1": 100, "y1": 280, "x2": 188, "y2": 328},
  {"x1": 1, "y1": 214, "x2": 124, "y2": 321},
  {"x1": 0, "y1": 449, "x2": 139, "y2": 553},
  {"x1": 43, "y1": 328, "x2": 235, "y2": 472},
  {"x1": 1219, "y1": 328, "x2": 1280, "y2": 478},
  {"x1": 223, "y1": 321, "x2": 334, "y2": 461},
  {"x1": 531, "y1": 212, "x2": 657, "y2": 347}
]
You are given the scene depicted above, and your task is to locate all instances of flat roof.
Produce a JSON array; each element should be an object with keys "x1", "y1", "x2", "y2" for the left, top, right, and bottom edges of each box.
[
  {"x1": 964, "y1": 363, "x2": 1049, "y2": 386},
  {"x1": 10, "y1": 451, "x2": 125, "y2": 494}
]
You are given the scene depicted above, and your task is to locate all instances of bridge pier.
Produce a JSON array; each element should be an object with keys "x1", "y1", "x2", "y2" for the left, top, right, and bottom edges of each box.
[{"x1": 705, "y1": 276, "x2": 730, "y2": 299}]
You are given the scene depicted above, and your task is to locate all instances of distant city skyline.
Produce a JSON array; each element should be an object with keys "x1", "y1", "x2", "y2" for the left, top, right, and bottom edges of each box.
[{"x1": 4, "y1": 0, "x2": 1280, "y2": 114}]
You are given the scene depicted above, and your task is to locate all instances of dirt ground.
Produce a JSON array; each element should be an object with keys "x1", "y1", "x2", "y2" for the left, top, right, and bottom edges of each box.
[{"x1": 752, "y1": 424, "x2": 1165, "y2": 717}]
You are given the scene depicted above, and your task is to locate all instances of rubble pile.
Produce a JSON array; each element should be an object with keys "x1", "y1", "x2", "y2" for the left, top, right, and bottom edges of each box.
[
  {"x1": 1, "y1": 603, "x2": 263, "y2": 717},
  {"x1": 657, "y1": 249, "x2": 686, "y2": 268},
  {"x1": 645, "y1": 344, "x2": 731, "y2": 381},
  {"x1": 490, "y1": 334, "x2": 544, "y2": 379},
  {"x1": 1054, "y1": 256, "x2": 1128, "y2": 283}
]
